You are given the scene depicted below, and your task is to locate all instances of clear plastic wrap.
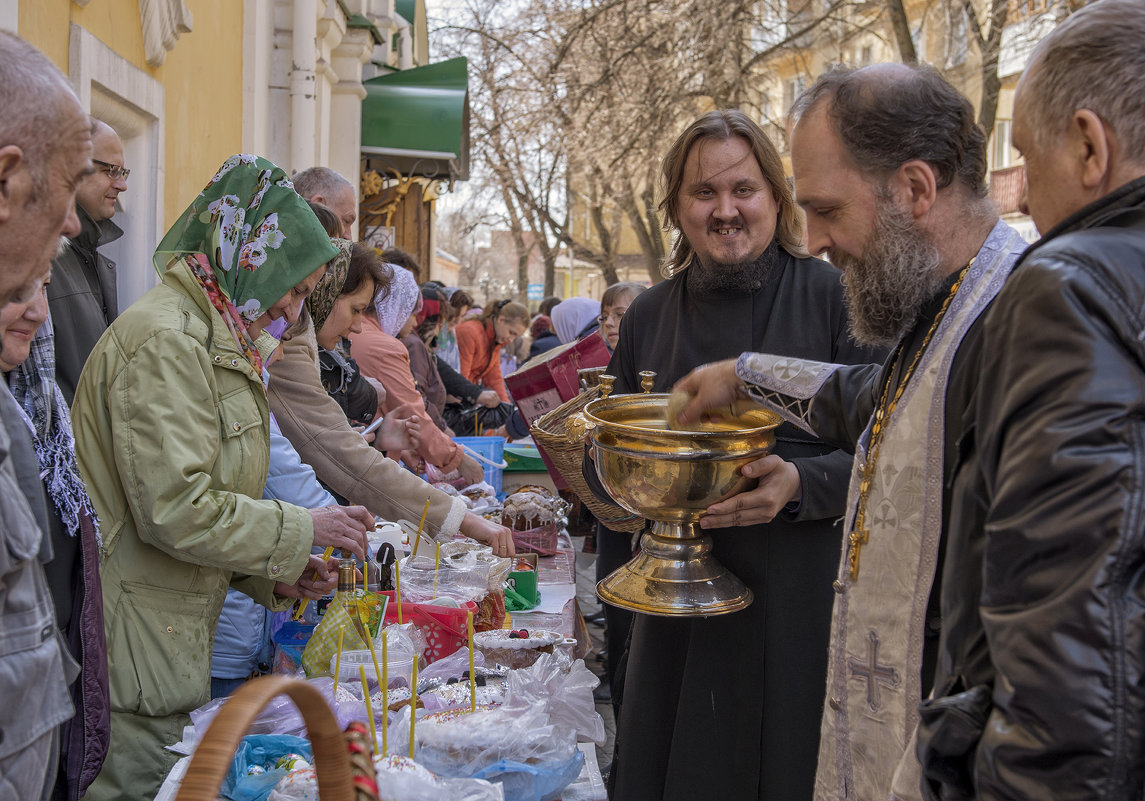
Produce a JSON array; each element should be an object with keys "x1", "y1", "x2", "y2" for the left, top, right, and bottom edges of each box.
[
  {"x1": 504, "y1": 654, "x2": 605, "y2": 746},
  {"x1": 401, "y1": 703, "x2": 577, "y2": 778},
  {"x1": 268, "y1": 754, "x2": 505, "y2": 801}
]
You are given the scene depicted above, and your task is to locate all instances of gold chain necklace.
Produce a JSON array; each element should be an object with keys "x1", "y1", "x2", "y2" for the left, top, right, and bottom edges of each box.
[{"x1": 847, "y1": 260, "x2": 973, "y2": 581}]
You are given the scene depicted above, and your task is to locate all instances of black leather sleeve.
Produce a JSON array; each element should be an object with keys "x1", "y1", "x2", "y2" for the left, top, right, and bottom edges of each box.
[{"x1": 970, "y1": 243, "x2": 1145, "y2": 801}]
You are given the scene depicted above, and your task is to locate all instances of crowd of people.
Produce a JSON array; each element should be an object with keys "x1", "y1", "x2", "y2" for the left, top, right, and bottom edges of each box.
[{"x1": 2, "y1": 1, "x2": 1144, "y2": 799}]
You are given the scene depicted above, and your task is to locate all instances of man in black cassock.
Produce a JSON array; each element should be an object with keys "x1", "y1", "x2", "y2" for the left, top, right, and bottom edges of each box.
[{"x1": 592, "y1": 110, "x2": 886, "y2": 801}]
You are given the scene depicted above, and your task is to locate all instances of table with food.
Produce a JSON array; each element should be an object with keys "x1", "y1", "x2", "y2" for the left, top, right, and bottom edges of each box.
[{"x1": 155, "y1": 469, "x2": 605, "y2": 801}]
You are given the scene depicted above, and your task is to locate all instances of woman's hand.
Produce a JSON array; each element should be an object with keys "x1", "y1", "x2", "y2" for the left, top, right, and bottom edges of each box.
[
  {"x1": 459, "y1": 511, "x2": 516, "y2": 558},
  {"x1": 476, "y1": 390, "x2": 501, "y2": 408},
  {"x1": 376, "y1": 402, "x2": 422, "y2": 452},
  {"x1": 459, "y1": 453, "x2": 485, "y2": 485}
]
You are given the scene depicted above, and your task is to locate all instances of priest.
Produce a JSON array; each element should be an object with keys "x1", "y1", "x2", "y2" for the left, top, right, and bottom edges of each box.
[
  {"x1": 589, "y1": 109, "x2": 886, "y2": 801},
  {"x1": 673, "y1": 65, "x2": 1027, "y2": 801}
]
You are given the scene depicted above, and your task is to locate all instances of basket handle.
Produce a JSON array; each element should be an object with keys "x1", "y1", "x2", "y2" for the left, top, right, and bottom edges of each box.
[{"x1": 174, "y1": 675, "x2": 355, "y2": 801}]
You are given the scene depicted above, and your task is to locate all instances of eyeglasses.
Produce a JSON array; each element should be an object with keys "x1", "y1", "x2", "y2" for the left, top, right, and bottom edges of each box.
[
  {"x1": 93, "y1": 159, "x2": 130, "y2": 181},
  {"x1": 597, "y1": 309, "x2": 626, "y2": 325}
]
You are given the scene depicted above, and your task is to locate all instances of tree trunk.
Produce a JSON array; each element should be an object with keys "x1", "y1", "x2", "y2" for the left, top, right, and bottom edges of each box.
[{"x1": 886, "y1": 0, "x2": 918, "y2": 62}]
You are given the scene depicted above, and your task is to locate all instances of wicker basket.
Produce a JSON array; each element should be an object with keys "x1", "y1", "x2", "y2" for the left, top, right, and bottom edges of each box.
[
  {"x1": 174, "y1": 675, "x2": 376, "y2": 801},
  {"x1": 530, "y1": 388, "x2": 646, "y2": 534}
]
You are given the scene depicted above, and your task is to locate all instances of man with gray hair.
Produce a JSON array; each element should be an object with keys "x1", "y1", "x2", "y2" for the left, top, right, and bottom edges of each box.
[
  {"x1": 918, "y1": 2, "x2": 1145, "y2": 798},
  {"x1": 0, "y1": 29, "x2": 92, "y2": 801},
  {"x1": 292, "y1": 166, "x2": 356, "y2": 238}
]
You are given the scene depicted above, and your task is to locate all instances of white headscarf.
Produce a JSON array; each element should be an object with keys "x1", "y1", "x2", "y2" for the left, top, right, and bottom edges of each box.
[
  {"x1": 551, "y1": 297, "x2": 600, "y2": 344},
  {"x1": 374, "y1": 264, "x2": 421, "y2": 337}
]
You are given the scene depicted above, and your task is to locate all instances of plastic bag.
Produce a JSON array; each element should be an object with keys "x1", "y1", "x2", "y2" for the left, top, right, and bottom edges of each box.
[
  {"x1": 471, "y1": 754, "x2": 585, "y2": 801},
  {"x1": 222, "y1": 734, "x2": 312, "y2": 801},
  {"x1": 398, "y1": 553, "x2": 489, "y2": 605},
  {"x1": 406, "y1": 702, "x2": 577, "y2": 778},
  {"x1": 269, "y1": 754, "x2": 506, "y2": 801},
  {"x1": 504, "y1": 654, "x2": 605, "y2": 746}
]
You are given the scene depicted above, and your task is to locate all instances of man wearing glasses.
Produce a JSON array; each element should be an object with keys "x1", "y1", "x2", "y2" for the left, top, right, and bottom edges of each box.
[{"x1": 48, "y1": 118, "x2": 128, "y2": 405}]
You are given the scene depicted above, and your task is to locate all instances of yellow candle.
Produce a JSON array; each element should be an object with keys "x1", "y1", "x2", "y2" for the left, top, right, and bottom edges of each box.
[
  {"x1": 293, "y1": 546, "x2": 335, "y2": 620},
  {"x1": 468, "y1": 611, "x2": 476, "y2": 713},
  {"x1": 394, "y1": 561, "x2": 403, "y2": 624},
  {"x1": 359, "y1": 664, "x2": 377, "y2": 749},
  {"x1": 411, "y1": 497, "x2": 431, "y2": 557},
  {"x1": 359, "y1": 607, "x2": 385, "y2": 693},
  {"x1": 381, "y1": 629, "x2": 389, "y2": 754},
  {"x1": 433, "y1": 541, "x2": 441, "y2": 597},
  {"x1": 333, "y1": 624, "x2": 345, "y2": 695},
  {"x1": 408, "y1": 659, "x2": 419, "y2": 759}
]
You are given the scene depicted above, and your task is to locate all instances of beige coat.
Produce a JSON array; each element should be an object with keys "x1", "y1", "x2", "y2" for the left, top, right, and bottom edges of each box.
[{"x1": 267, "y1": 323, "x2": 467, "y2": 538}]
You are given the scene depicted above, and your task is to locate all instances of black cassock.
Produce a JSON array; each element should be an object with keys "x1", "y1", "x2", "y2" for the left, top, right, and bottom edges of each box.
[{"x1": 596, "y1": 248, "x2": 886, "y2": 801}]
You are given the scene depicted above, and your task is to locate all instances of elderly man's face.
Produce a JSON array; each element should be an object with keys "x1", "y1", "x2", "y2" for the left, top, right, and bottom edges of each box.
[
  {"x1": 0, "y1": 91, "x2": 92, "y2": 305},
  {"x1": 792, "y1": 105, "x2": 942, "y2": 346},
  {"x1": 677, "y1": 135, "x2": 778, "y2": 269},
  {"x1": 1012, "y1": 77, "x2": 1078, "y2": 237}
]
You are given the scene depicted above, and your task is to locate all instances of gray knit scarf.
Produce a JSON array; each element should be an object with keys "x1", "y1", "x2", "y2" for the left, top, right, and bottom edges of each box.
[{"x1": 8, "y1": 313, "x2": 100, "y2": 543}]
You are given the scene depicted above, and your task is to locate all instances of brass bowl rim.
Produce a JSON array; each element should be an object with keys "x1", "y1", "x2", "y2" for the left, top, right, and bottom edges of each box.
[{"x1": 584, "y1": 392, "x2": 780, "y2": 438}]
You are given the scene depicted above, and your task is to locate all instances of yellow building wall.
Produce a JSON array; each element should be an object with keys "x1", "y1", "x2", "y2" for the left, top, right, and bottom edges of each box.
[{"x1": 19, "y1": 0, "x2": 245, "y2": 230}]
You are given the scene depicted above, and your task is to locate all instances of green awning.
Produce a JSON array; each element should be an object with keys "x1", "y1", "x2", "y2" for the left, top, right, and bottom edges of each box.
[{"x1": 361, "y1": 57, "x2": 469, "y2": 183}]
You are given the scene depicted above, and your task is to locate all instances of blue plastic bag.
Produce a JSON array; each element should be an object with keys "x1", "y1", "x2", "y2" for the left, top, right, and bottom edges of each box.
[
  {"x1": 470, "y1": 752, "x2": 585, "y2": 801},
  {"x1": 221, "y1": 734, "x2": 312, "y2": 801}
]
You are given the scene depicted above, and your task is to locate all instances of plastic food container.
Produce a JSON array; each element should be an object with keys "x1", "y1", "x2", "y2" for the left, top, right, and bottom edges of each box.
[{"x1": 330, "y1": 649, "x2": 414, "y2": 688}]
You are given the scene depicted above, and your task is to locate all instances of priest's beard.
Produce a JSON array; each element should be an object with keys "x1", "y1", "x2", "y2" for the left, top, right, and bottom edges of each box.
[
  {"x1": 687, "y1": 240, "x2": 779, "y2": 297},
  {"x1": 832, "y1": 197, "x2": 945, "y2": 347}
]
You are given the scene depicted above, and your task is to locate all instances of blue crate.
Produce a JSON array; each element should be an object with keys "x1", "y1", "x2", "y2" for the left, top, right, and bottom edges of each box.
[{"x1": 453, "y1": 436, "x2": 507, "y2": 498}]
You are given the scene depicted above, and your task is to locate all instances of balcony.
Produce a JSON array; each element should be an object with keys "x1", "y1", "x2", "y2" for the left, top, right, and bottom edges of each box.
[{"x1": 989, "y1": 164, "x2": 1025, "y2": 216}]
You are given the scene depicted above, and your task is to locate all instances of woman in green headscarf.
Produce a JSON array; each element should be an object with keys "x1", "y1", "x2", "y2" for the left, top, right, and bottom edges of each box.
[{"x1": 71, "y1": 155, "x2": 376, "y2": 800}]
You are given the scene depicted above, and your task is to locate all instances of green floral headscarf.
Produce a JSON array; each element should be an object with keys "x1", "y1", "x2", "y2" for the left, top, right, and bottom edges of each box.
[
  {"x1": 155, "y1": 154, "x2": 339, "y2": 324},
  {"x1": 305, "y1": 239, "x2": 354, "y2": 334}
]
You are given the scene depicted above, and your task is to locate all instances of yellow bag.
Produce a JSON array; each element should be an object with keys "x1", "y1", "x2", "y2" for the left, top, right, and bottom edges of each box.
[{"x1": 301, "y1": 593, "x2": 385, "y2": 678}]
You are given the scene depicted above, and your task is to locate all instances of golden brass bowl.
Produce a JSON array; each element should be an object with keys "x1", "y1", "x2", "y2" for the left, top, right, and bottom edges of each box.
[{"x1": 580, "y1": 392, "x2": 781, "y2": 617}]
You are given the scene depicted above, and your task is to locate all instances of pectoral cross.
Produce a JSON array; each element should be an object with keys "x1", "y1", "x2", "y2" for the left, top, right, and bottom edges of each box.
[{"x1": 848, "y1": 512, "x2": 868, "y2": 580}]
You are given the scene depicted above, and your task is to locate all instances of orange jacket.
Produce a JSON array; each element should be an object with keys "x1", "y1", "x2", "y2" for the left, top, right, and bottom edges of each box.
[{"x1": 453, "y1": 318, "x2": 508, "y2": 401}]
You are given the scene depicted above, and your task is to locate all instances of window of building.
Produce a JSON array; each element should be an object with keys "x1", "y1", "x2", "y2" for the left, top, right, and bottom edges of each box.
[
  {"x1": 783, "y1": 75, "x2": 806, "y2": 113},
  {"x1": 994, "y1": 119, "x2": 1013, "y2": 169}
]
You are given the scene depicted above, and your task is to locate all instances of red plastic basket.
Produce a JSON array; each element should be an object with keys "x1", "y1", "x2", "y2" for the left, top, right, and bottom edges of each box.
[
  {"x1": 379, "y1": 591, "x2": 478, "y2": 663},
  {"x1": 511, "y1": 521, "x2": 559, "y2": 557}
]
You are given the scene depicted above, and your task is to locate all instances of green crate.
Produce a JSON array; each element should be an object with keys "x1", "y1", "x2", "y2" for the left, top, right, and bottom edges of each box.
[{"x1": 504, "y1": 443, "x2": 547, "y2": 472}]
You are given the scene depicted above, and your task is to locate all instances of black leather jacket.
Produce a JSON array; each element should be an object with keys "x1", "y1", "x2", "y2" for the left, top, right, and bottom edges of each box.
[{"x1": 919, "y1": 176, "x2": 1145, "y2": 801}]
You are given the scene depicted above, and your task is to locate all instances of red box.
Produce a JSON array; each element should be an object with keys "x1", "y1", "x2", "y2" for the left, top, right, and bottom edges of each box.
[
  {"x1": 505, "y1": 336, "x2": 611, "y2": 488},
  {"x1": 506, "y1": 335, "x2": 611, "y2": 424}
]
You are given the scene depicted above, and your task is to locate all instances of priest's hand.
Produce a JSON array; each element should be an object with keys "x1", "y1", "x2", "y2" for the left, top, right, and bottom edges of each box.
[
  {"x1": 670, "y1": 359, "x2": 750, "y2": 427},
  {"x1": 274, "y1": 553, "x2": 340, "y2": 599},
  {"x1": 699, "y1": 455, "x2": 802, "y2": 529}
]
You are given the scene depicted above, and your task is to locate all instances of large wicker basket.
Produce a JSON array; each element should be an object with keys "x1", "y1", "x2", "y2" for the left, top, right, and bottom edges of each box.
[
  {"x1": 174, "y1": 676, "x2": 377, "y2": 801},
  {"x1": 530, "y1": 387, "x2": 646, "y2": 534}
]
